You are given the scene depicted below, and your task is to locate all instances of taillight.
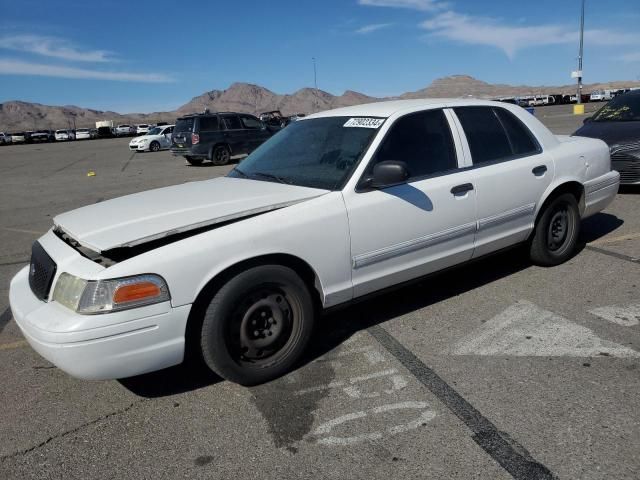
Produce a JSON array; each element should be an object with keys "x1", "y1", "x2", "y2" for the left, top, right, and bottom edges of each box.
[{"x1": 191, "y1": 133, "x2": 200, "y2": 145}]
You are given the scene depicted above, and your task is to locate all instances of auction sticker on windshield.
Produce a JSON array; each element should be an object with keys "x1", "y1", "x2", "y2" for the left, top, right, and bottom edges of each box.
[{"x1": 343, "y1": 118, "x2": 385, "y2": 128}]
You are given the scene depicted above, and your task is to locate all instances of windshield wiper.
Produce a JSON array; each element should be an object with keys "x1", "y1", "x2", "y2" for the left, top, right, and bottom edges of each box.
[
  {"x1": 251, "y1": 172, "x2": 292, "y2": 184},
  {"x1": 231, "y1": 167, "x2": 250, "y2": 178}
]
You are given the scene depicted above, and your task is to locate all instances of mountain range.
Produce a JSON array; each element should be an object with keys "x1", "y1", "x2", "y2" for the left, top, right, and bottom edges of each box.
[{"x1": 2, "y1": 75, "x2": 639, "y2": 131}]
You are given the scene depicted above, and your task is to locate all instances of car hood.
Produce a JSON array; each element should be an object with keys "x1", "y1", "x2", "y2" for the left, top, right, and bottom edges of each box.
[
  {"x1": 54, "y1": 177, "x2": 329, "y2": 252},
  {"x1": 573, "y1": 121, "x2": 640, "y2": 146},
  {"x1": 131, "y1": 135, "x2": 158, "y2": 142}
]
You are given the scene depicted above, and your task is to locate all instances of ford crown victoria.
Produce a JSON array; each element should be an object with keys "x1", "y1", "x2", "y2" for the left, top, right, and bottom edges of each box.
[{"x1": 10, "y1": 99, "x2": 619, "y2": 386}]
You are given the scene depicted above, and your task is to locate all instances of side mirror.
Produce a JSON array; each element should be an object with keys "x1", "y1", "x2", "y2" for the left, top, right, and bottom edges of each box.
[
  {"x1": 363, "y1": 161, "x2": 410, "y2": 189},
  {"x1": 583, "y1": 116, "x2": 592, "y2": 124}
]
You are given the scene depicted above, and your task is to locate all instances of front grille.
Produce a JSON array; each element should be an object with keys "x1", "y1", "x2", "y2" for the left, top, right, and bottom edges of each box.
[
  {"x1": 611, "y1": 152, "x2": 640, "y2": 184},
  {"x1": 28, "y1": 242, "x2": 57, "y2": 301}
]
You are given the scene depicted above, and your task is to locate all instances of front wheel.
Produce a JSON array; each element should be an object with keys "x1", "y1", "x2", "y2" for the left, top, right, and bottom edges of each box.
[
  {"x1": 149, "y1": 141, "x2": 160, "y2": 152},
  {"x1": 199, "y1": 265, "x2": 315, "y2": 386},
  {"x1": 529, "y1": 193, "x2": 580, "y2": 266}
]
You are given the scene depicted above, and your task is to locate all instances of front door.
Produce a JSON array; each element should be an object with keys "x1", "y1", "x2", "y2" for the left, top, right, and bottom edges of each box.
[{"x1": 343, "y1": 109, "x2": 478, "y2": 298}]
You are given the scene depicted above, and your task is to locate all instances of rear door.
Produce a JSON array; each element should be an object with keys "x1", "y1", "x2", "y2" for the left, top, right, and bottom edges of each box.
[
  {"x1": 451, "y1": 106, "x2": 554, "y2": 257},
  {"x1": 221, "y1": 115, "x2": 247, "y2": 155},
  {"x1": 197, "y1": 116, "x2": 220, "y2": 151}
]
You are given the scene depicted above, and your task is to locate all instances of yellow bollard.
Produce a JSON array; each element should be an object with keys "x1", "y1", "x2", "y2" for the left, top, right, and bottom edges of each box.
[{"x1": 573, "y1": 104, "x2": 585, "y2": 115}]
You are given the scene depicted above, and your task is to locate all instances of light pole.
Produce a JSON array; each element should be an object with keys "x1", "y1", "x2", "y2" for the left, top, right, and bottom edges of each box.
[
  {"x1": 312, "y1": 57, "x2": 318, "y2": 113},
  {"x1": 576, "y1": 0, "x2": 585, "y2": 105}
]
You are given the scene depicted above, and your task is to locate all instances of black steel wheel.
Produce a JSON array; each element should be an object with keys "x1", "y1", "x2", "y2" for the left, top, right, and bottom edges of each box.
[
  {"x1": 199, "y1": 265, "x2": 315, "y2": 385},
  {"x1": 529, "y1": 193, "x2": 580, "y2": 266},
  {"x1": 211, "y1": 145, "x2": 231, "y2": 166}
]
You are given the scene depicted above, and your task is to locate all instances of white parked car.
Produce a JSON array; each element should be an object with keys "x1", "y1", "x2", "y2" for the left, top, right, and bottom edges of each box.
[
  {"x1": 9, "y1": 132, "x2": 26, "y2": 143},
  {"x1": 9, "y1": 99, "x2": 619, "y2": 386},
  {"x1": 129, "y1": 125, "x2": 174, "y2": 152},
  {"x1": 115, "y1": 124, "x2": 134, "y2": 136},
  {"x1": 55, "y1": 129, "x2": 75, "y2": 141},
  {"x1": 75, "y1": 128, "x2": 91, "y2": 140},
  {"x1": 590, "y1": 90, "x2": 613, "y2": 102},
  {"x1": 136, "y1": 124, "x2": 150, "y2": 135},
  {"x1": 0, "y1": 132, "x2": 12, "y2": 144}
]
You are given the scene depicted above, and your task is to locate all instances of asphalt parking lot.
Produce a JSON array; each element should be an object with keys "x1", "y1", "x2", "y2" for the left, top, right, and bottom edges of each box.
[{"x1": 0, "y1": 105, "x2": 638, "y2": 479}]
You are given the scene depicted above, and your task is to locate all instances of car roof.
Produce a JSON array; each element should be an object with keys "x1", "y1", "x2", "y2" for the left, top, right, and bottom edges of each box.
[{"x1": 305, "y1": 98, "x2": 517, "y2": 119}]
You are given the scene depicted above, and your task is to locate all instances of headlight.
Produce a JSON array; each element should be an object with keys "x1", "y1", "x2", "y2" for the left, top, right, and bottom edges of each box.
[{"x1": 52, "y1": 273, "x2": 170, "y2": 314}]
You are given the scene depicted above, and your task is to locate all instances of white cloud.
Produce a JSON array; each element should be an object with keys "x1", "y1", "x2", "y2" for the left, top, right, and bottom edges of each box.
[
  {"x1": 0, "y1": 59, "x2": 174, "y2": 83},
  {"x1": 355, "y1": 23, "x2": 393, "y2": 34},
  {"x1": 421, "y1": 11, "x2": 640, "y2": 59},
  {"x1": 618, "y1": 52, "x2": 640, "y2": 63},
  {"x1": 358, "y1": 0, "x2": 445, "y2": 11},
  {"x1": 0, "y1": 35, "x2": 113, "y2": 62}
]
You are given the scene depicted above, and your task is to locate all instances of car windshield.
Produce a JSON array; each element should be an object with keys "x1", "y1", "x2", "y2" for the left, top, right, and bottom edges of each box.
[
  {"x1": 227, "y1": 116, "x2": 382, "y2": 190},
  {"x1": 592, "y1": 94, "x2": 640, "y2": 122},
  {"x1": 147, "y1": 127, "x2": 162, "y2": 135},
  {"x1": 138, "y1": 124, "x2": 148, "y2": 128},
  {"x1": 77, "y1": 129, "x2": 88, "y2": 132}
]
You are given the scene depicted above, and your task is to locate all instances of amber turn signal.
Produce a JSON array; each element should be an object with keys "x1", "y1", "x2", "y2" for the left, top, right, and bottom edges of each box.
[{"x1": 113, "y1": 281, "x2": 162, "y2": 304}]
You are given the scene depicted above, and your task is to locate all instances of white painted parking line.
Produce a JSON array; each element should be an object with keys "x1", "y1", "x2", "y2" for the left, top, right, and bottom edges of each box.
[
  {"x1": 450, "y1": 300, "x2": 640, "y2": 358},
  {"x1": 590, "y1": 303, "x2": 640, "y2": 327},
  {"x1": 313, "y1": 401, "x2": 436, "y2": 446}
]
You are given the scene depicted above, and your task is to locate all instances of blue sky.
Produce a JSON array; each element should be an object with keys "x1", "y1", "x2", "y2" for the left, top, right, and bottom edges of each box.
[{"x1": 0, "y1": 0, "x2": 638, "y2": 113}]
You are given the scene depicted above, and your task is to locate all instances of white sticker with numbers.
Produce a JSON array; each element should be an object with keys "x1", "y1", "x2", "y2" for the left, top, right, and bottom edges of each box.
[{"x1": 343, "y1": 118, "x2": 385, "y2": 129}]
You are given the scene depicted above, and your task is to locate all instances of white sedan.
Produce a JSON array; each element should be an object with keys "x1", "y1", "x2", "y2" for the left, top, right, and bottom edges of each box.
[
  {"x1": 75, "y1": 128, "x2": 91, "y2": 140},
  {"x1": 9, "y1": 99, "x2": 619, "y2": 386},
  {"x1": 54, "y1": 129, "x2": 75, "y2": 141},
  {"x1": 129, "y1": 125, "x2": 174, "y2": 152}
]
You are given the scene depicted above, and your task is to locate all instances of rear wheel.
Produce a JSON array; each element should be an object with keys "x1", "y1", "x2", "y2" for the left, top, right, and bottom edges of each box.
[
  {"x1": 211, "y1": 145, "x2": 231, "y2": 166},
  {"x1": 150, "y1": 141, "x2": 160, "y2": 152},
  {"x1": 529, "y1": 193, "x2": 580, "y2": 266},
  {"x1": 184, "y1": 156, "x2": 203, "y2": 166},
  {"x1": 199, "y1": 265, "x2": 315, "y2": 386}
]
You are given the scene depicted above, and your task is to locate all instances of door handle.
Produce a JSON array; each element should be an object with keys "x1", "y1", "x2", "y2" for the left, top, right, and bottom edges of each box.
[
  {"x1": 532, "y1": 165, "x2": 547, "y2": 176},
  {"x1": 450, "y1": 183, "x2": 474, "y2": 195}
]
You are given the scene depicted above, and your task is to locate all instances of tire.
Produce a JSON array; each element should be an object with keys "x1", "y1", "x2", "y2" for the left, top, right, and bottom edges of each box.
[
  {"x1": 150, "y1": 141, "x2": 160, "y2": 152},
  {"x1": 185, "y1": 156, "x2": 203, "y2": 166},
  {"x1": 199, "y1": 265, "x2": 315, "y2": 386},
  {"x1": 211, "y1": 145, "x2": 231, "y2": 166},
  {"x1": 529, "y1": 193, "x2": 580, "y2": 266}
]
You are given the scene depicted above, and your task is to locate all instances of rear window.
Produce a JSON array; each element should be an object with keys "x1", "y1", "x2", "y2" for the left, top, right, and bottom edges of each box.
[
  {"x1": 174, "y1": 118, "x2": 195, "y2": 133},
  {"x1": 199, "y1": 116, "x2": 219, "y2": 132},
  {"x1": 493, "y1": 108, "x2": 540, "y2": 156},
  {"x1": 222, "y1": 115, "x2": 242, "y2": 130},
  {"x1": 454, "y1": 107, "x2": 512, "y2": 165}
]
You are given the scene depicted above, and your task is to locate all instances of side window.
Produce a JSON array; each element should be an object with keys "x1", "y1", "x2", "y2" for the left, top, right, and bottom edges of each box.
[
  {"x1": 370, "y1": 109, "x2": 458, "y2": 180},
  {"x1": 199, "y1": 116, "x2": 219, "y2": 132},
  {"x1": 493, "y1": 108, "x2": 540, "y2": 155},
  {"x1": 240, "y1": 115, "x2": 262, "y2": 129},
  {"x1": 222, "y1": 115, "x2": 242, "y2": 130},
  {"x1": 454, "y1": 107, "x2": 512, "y2": 165}
]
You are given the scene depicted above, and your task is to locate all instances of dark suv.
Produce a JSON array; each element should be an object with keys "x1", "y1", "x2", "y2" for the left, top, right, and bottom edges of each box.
[{"x1": 171, "y1": 112, "x2": 274, "y2": 166}]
